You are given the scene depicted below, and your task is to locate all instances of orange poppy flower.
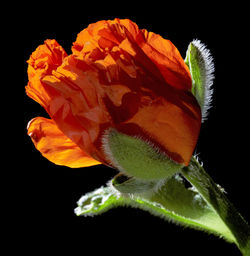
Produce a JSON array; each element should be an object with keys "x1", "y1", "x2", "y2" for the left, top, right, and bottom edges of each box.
[{"x1": 26, "y1": 18, "x2": 201, "y2": 169}]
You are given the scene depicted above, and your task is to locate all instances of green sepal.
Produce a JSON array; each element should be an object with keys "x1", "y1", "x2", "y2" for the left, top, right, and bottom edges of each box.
[
  {"x1": 102, "y1": 129, "x2": 182, "y2": 180},
  {"x1": 185, "y1": 40, "x2": 214, "y2": 121}
]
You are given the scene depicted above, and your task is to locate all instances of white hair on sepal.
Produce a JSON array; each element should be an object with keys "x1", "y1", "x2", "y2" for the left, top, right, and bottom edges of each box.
[
  {"x1": 192, "y1": 39, "x2": 215, "y2": 122},
  {"x1": 193, "y1": 152, "x2": 203, "y2": 167}
]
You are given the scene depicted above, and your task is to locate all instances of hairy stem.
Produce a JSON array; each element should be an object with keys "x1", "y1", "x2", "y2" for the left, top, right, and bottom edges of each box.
[{"x1": 182, "y1": 157, "x2": 250, "y2": 255}]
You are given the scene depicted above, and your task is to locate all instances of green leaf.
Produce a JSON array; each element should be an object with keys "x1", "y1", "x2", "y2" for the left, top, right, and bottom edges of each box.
[
  {"x1": 74, "y1": 186, "x2": 123, "y2": 216},
  {"x1": 75, "y1": 158, "x2": 250, "y2": 255},
  {"x1": 113, "y1": 173, "x2": 236, "y2": 243},
  {"x1": 185, "y1": 40, "x2": 214, "y2": 121},
  {"x1": 75, "y1": 174, "x2": 235, "y2": 244}
]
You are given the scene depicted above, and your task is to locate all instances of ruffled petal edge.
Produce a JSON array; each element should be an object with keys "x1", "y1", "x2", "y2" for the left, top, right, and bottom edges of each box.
[{"x1": 27, "y1": 117, "x2": 101, "y2": 168}]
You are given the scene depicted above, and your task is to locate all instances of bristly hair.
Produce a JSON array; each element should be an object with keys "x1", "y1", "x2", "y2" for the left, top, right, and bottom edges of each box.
[{"x1": 192, "y1": 39, "x2": 215, "y2": 122}]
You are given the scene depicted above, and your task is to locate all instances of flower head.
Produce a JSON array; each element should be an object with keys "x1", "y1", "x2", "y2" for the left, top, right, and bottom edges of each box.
[{"x1": 26, "y1": 18, "x2": 201, "y2": 173}]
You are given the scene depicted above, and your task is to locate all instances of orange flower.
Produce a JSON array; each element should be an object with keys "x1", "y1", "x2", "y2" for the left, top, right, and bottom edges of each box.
[{"x1": 26, "y1": 18, "x2": 201, "y2": 169}]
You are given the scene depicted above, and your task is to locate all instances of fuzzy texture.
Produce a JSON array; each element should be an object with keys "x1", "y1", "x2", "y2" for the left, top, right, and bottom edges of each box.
[
  {"x1": 101, "y1": 128, "x2": 126, "y2": 173},
  {"x1": 101, "y1": 129, "x2": 182, "y2": 180},
  {"x1": 191, "y1": 39, "x2": 215, "y2": 122},
  {"x1": 75, "y1": 180, "x2": 234, "y2": 244}
]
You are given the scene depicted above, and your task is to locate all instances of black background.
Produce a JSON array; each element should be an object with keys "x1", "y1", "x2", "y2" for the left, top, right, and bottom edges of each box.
[{"x1": 20, "y1": 4, "x2": 249, "y2": 256}]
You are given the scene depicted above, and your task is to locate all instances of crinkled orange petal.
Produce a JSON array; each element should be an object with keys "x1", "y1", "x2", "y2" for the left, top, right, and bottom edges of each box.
[
  {"x1": 27, "y1": 117, "x2": 101, "y2": 168},
  {"x1": 41, "y1": 55, "x2": 112, "y2": 163},
  {"x1": 72, "y1": 18, "x2": 191, "y2": 91},
  {"x1": 140, "y1": 30, "x2": 192, "y2": 90},
  {"x1": 26, "y1": 39, "x2": 67, "y2": 110}
]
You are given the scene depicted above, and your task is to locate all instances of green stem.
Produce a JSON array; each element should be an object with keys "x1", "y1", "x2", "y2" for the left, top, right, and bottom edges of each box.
[{"x1": 182, "y1": 157, "x2": 250, "y2": 256}]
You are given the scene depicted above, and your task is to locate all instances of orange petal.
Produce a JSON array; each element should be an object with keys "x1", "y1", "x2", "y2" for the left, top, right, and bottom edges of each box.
[
  {"x1": 72, "y1": 19, "x2": 191, "y2": 91},
  {"x1": 117, "y1": 19, "x2": 192, "y2": 90},
  {"x1": 141, "y1": 30, "x2": 192, "y2": 90},
  {"x1": 27, "y1": 117, "x2": 101, "y2": 168},
  {"x1": 125, "y1": 95, "x2": 201, "y2": 165},
  {"x1": 72, "y1": 20, "x2": 108, "y2": 55},
  {"x1": 26, "y1": 39, "x2": 67, "y2": 110},
  {"x1": 41, "y1": 55, "x2": 111, "y2": 161}
]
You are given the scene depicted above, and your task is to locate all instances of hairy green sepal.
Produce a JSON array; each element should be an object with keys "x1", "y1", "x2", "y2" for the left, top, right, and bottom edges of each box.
[
  {"x1": 103, "y1": 129, "x2": 182, "y2": 180},
  {"x1": 185, "y1": 40, "x2": 214, "y2": 121},
  {"x1": 185, "y1": 42, "x2": 205, "y2": 107}
]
